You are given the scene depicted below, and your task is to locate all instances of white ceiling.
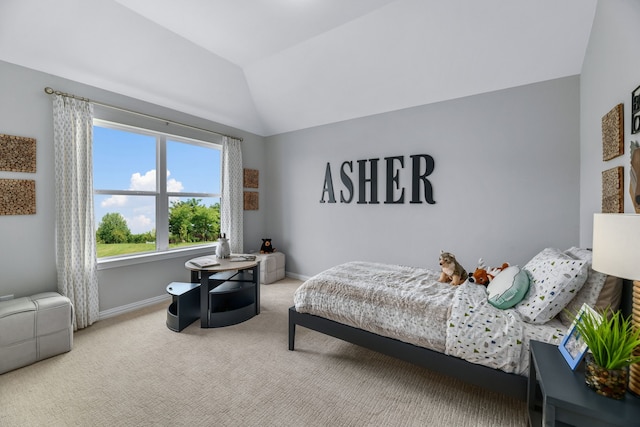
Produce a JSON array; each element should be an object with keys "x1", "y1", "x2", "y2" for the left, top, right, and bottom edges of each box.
[
  {"x1": 0, "y1": 0, "x2": 597, "y2": 136},
  {"x1": 113, "y1": 0, "x2": 399, "y2": 68}
]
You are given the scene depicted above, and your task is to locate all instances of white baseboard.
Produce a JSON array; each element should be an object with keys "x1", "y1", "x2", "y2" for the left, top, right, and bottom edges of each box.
[
  {"x1": 99, "y1": 294, "x2": 171, "y2": 320},
  {"x1": 99, "y1": 272, "x2": 307, "y2": 320},
  {"x1": 285, "y1": 271, "x2": 310, "y2": 281}
]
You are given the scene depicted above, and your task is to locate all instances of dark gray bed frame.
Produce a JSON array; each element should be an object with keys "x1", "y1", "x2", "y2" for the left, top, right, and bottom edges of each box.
[{"x1": 288, "y1": 280, "x2": 634, "y2": 402}]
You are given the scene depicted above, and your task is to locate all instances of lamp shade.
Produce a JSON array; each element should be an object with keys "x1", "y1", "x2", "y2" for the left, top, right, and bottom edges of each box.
[{"x1": 592, "y1": 214, "x2": 640, "y2": 281}]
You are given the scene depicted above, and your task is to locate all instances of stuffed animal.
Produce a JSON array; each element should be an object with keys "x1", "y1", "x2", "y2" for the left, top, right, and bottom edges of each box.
[
  {"x1": 438, "y1": 251, "x2": 468, "y2": 286},
  {"x1": 215, "y1": 233, "x2": 231, "y2": 258},
  {"x1": 469, "y1": 266, "x2": 491, "y2": 286},
  {"x1": 260, "y1": 238, "x2": 275, "y2": 254},
  {"x1": 468, "y1": 258, "x2": 509, "y2": 286}
]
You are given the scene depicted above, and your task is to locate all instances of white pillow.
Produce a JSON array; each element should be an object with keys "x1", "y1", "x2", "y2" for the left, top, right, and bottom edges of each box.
[
  {"x1": 559, "y1": 247, "x2": 607, "y2": 325},
  {"x1": 487, "y1": 266, "x2": 530, "y2": 309},
  {"x1": 515, "y1": 248, "x2": 589, "y2": 324}
]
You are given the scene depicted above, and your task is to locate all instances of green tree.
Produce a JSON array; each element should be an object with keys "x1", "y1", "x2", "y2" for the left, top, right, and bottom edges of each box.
[
  {"x1": 168, "y1": 200, "x2": 194, "y2": 243},
  {"x1": 192, "y1": 202, "x2": 219, "y2": 241},
  {"x1": 168, "y1": 199, "x2": 220, "y2": 243},
  {"x1": 96, "y1": 212, "x2": 131, "y2": 244},
  {"x1": 129, "y1": 230, "x2": 156, "y2": 244}
]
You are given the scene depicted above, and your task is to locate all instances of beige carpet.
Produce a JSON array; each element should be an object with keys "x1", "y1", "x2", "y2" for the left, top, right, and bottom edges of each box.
[{"x1": 0, "y1": 278, "x2": 527, "y2": 426}]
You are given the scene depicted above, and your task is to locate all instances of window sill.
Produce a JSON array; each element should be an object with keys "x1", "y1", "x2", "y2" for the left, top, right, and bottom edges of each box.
[{"x1": 97, "y1": 244, "x2": 216, "y2": 270}]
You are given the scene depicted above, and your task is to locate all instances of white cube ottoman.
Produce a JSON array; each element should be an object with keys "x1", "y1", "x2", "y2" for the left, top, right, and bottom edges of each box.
[
  {"x1": 0, "y1": 292, "x2": 73, "y2": 374},
  {"x1": 256, "y1": 252, "x2": 286, "y2": 284}
]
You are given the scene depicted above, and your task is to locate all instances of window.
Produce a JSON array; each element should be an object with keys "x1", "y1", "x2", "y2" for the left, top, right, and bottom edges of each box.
[{"x1": 93, "y1": 120, "x2": 222, "y2": 259}]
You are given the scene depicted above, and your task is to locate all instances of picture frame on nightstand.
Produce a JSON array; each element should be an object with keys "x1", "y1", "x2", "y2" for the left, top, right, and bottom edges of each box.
[{"x1": 558, "y1": 304, "x2": 600, "y2": 370}]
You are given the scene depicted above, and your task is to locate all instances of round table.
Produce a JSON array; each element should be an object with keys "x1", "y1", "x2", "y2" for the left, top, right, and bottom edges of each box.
[{"x1": 185, "y1": 255, "x2": 260, "y2": 328}]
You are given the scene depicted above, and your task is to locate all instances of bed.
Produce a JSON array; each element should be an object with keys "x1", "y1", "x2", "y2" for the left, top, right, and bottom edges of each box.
[{"x1": 288, "y1": 247, "x2": 629, "y2": 401}]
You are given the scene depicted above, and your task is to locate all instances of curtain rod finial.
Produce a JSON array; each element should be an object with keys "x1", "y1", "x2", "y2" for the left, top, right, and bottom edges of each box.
[{"x1": 44, "y1": 87, "x2": 54, "y2": 94}]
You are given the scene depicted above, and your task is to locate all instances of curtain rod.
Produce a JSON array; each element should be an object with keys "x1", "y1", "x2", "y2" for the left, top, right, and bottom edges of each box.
[{"x1": 43, "y1": 87, "x2": 243, "y2": 142}]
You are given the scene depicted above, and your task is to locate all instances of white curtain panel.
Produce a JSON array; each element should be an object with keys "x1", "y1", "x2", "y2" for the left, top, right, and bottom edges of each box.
[
  {"x1": 221, "y1": 136, "x2": 243, "y2": 253},
  {"x1": 52, "y1": 95, "x2": 99, "y2": 330}
]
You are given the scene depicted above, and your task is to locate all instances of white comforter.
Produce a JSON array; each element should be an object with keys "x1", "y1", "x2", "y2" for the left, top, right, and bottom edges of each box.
[{"x1": 293, "y1": 261, "x2": 565, "y2": 375}]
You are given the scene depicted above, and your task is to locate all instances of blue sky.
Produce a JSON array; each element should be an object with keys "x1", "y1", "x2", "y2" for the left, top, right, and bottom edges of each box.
[{"x1": 93, "y1": 125, "x2": 221, "y2": 234}]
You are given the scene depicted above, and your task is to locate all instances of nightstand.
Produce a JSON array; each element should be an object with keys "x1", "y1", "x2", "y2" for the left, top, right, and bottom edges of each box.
[{"x1": 528, "y1": 340, "x2": 640, "y2": 426}]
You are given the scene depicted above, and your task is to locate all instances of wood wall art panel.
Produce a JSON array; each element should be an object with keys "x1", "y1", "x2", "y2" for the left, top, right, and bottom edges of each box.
[
  {"x1": 0, "y1": 179, "x2": 36, "y2": 215},
  {"x1": 243, "y1": 191, "x2": 258, "y2": 210},
  {"x1": 244, "y1": 169, "x2": 259, "y2": 188},
  {"x1": 0, "y1": 134, "x2": 36, "y2": 172},
  {"x1": 602, "y1": 166, "x2": 624, "y2": 213},
  {"x1": 602, "y1": 104, "x2": 624, "y2": 161}
]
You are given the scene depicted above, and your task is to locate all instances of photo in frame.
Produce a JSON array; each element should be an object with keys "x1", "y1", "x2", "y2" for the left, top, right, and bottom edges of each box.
[
  {"x1": 632, "y1": 85, "x2": 640, "y2": 134},
  {"x1": 558, "y1": 304, "x2": 602, "y2": 370}
]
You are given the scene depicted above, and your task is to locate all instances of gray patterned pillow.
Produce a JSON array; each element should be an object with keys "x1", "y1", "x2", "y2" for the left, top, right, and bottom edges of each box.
[
  {"x1": 558, "y1": 247, "x2": 607, "y2": 325},
  {"x1": 515, "y1": 248, "x2": 589, "y2": 324}
]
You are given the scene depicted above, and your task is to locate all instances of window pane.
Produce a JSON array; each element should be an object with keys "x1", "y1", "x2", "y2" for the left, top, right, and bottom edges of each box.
[
  {"x1": 168, "y1": 197, "x2": 220, "y2": 249},
  {"x1": 94, "y1": 126, "x2": 156, "y2": 191},
  {"x1": 95, "y1": 194, "x2": 156, "y2": 257},
  {"x1": 167, "y1": 140, "x2": 220, "y2": 194},
  {"x1": 93, "y1": 121, "x2": 223, "y2": 260}
]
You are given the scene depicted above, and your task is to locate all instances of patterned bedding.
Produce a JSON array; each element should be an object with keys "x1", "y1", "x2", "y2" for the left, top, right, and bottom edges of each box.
[
  {"x1": 446, "y1": 280, "x2": 565, "y2": 374},
  {"x1": 293, "y1": 261, "x2": 566, "y2": 375}
]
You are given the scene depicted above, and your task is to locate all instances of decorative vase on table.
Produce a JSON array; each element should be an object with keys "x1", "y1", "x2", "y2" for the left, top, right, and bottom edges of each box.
[
  {"x1": 584, "y1": 352, "x2": 628, "y2": 400},
  {"x1": 216, "y1": 234, "x2": 231, "y2": 259}
]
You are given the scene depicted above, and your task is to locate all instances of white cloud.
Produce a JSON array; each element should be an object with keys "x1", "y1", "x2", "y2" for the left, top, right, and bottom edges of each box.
[
  {"x1": 101, "y1": 194, "x2": 127, "y2": 207},
  {"x1": 127, "y1": 214, "x2": 153, "y2": 234},
  {"x1": 100, "y1": 169, "x2": 183, "y2": 207},
  {"x1": 98, "y1": 170, "x2": 185, "y2": 234},
  {"x1": 130, "y1": 170, "x2": 156, "y2": 191},
  {"x1": 133, "y1": 204, "x2": 154, "y2": 216},
  {"x1": 168, "y1": 178, "x2": 183, "y2": 192}
]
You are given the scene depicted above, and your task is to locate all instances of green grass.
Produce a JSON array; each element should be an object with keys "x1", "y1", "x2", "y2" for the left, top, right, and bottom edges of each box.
[{"x1": 97, "y1": 241, "x2": 214, "y2": 258}]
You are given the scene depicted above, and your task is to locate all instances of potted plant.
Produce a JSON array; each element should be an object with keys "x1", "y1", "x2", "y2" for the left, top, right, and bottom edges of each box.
[{"x1": 571, "y1": 305, "x2": 640, "y2": 399}]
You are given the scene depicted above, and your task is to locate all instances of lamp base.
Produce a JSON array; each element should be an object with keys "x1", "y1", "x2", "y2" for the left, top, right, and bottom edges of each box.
[{"x1": 631, "y1": 280, "x2": 640, "y2": 397}]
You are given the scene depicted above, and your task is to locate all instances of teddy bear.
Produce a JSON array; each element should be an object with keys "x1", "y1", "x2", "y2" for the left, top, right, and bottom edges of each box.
[
  {"x1": 437, "y1": 250, "x2": 468, "y2": 286},
  {"x1": 468, "y1": 258, "x2": 509, "y2": 286},
  {"x1": 260, "y1": 238, "x2": 275, "y2": 254}
]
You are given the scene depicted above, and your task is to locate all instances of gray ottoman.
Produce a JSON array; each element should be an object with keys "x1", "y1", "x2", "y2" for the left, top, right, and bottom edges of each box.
[
  {"x1": 0, "y1": 292, "x2": 73, "y2": 374},
  {"x1": 256, "y1": 252, "x2": 286, "y2": 284}
]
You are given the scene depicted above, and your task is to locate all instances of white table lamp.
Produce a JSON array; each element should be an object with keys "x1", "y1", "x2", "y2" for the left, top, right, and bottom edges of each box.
[{"x1": 592, "y1": 213, "x2": 640, "y2": 395}]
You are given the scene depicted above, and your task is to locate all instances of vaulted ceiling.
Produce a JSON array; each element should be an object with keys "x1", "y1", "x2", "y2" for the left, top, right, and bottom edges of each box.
[{"x1": 0, "y1": 0, "x2": 597, "y2": 136}]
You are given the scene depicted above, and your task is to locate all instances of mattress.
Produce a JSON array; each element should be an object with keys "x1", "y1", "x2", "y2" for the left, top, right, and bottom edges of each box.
[{"x1": 294, "y1": 261, "x2": 566, "y2": 375}]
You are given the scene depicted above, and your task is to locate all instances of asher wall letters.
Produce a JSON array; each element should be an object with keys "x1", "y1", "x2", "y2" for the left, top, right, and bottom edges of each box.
[{"x1": 320, "y1": 154, "x2": 435, "y2": 205}]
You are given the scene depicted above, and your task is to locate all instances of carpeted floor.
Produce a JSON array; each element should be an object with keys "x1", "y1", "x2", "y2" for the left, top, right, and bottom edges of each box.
[{"x1": 0, "y1": 278, "x2": 527, "y2": 426}]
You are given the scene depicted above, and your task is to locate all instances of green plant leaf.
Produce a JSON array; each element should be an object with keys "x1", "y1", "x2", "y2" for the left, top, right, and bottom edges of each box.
[{"x1": 569, "y1": 306, "x2": 640, "y2": 369}]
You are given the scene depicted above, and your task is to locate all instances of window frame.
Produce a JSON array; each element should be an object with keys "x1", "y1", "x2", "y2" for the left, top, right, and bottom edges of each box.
[{"x1": 93, "y1": 119, "x2": 222, "y2": 269}]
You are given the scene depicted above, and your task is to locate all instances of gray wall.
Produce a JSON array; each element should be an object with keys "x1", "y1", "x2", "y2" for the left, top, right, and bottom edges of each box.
[
  {"x1": 0, "y1": 60, "x2": 266, "y2": 313},
  {"x1": 4, "y1": 0, "x2": 636, "y2": 318},
  {"x1": 579, "y1": 0, "x2": 640, "y2": 246},
  {"x1": 266, "y1": 76, "x2": 581, "y2": 278},
  {"x1": 0, "y1": 59, "x2": 586, "y2": 313}
]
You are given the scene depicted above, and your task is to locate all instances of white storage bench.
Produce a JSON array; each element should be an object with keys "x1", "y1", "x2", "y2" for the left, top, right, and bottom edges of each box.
[
  {"x1": 256, "y1": 252, "x2": 286, "y2": 284},
  {"x1": 0, "y1": 292, "x2": 73, "y2": 374}
]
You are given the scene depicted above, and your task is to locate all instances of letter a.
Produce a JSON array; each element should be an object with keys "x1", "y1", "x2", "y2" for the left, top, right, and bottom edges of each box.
[{"x1": 320, "y1": 163, "x2": 336, "y2": 203}]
